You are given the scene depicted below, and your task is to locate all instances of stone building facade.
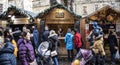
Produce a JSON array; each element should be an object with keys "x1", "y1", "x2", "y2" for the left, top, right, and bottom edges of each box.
[{"x1": 1, "y1": 0, "x2": 120, "y2": 17}]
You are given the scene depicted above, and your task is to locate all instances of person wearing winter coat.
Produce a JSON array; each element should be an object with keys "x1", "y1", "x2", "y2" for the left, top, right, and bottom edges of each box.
[
  {"x1": 43, "y1": 26, "x2": 50, "y2": 41},
  {"x1": 65, "y1": 28, "x2": 74, "y2": 62},
  {"x1": 17, "y1": 31, "x2": 35, "y2": 65},
  {"x1": 33, "y1": 26, "x2": 39, "y2": 49},
  {"x1": 48, "y1": 30, "x2": 60, "y2": 65},
  {"x1": 4, "y1": 28, "x2": 18, "y2": 57},
  {"x1": 92, "y1": 34, "x2": 105, "y2": 65},
  {"x1": 74, "y1": 29, "x2": 83, "y2": 53},
  {"x1": 108, "y1": 31, "x2": 119, "y2": 65},
  {"x1": 0, "y1": 35, "x2": 17, "y2": 65},
  {"x1": 92, "y1": 36, "x2": 105, "y2": 56}
]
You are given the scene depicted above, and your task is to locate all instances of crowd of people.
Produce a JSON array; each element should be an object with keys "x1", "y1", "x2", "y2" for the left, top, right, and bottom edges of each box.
[{"x1": 0, "y1": 22, "x2": 119, "y2": 65}]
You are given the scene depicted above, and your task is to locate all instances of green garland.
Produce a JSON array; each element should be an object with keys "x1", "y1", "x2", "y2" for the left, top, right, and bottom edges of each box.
[
  {"x1": 0, "y1": 5, "x2": 36, "y2": 20},
  {"x1": 36, "y1": 4, "x2": 82, "y2": 19}
]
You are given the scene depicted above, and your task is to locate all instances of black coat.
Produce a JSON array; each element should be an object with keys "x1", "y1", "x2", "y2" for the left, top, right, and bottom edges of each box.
[
  {"x1": 43, "y1": 30, "x2": 50, "y2": 41},
  {"x1": 48, "y1": 35, "x2": 60, "y2": 52},
  {"x1": 0, "y1": 42, "x2": 17, "y2": 65},
  {"x1": 108, "y1": 34, "x2": 118, "y2": 54}
]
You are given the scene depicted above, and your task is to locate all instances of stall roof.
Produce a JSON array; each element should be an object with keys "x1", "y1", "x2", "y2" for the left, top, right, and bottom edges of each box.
[
  {"x1": 36, "y1": 4, "x2": 82, "y2": 19},
  {"x1": 0, "y1": 5, "x2": 37, "y2": 20},
  {"x1": 86, "y1": 5, "x2": 120, "y2": 21}
]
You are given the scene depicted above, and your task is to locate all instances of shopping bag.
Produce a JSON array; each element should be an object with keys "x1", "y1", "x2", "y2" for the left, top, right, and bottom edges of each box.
[
  {"x1": 51, "y1": 50, "x2": 58, "y2": 57},
  {"x1": 115, "y1": 50, "x2": 120, "y2": 59}
]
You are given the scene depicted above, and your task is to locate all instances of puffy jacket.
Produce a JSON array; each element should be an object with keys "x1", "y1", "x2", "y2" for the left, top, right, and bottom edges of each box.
[
  {"x1": 92, "y1": 37, "x2": 105, "y2": 56},
  {"x1": 18, "y1": 39, "x2": 35, "y2": 65},
  {"x1": 64, "y1": 32, "x2": 74, "y2": 50},
  {"x1": 74, "y1": 32, "x2": 82, "y2": 49},
  {"x1": 33, "y1": 29, "x2": 39, "y2": 49},
  {"x1": 0, "y1": 42, "x2": 17, "y2": 65}
]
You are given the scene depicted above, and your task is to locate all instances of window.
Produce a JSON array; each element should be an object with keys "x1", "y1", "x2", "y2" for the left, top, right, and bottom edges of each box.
[
  {"x1": 95, "y1": 4, "x2": 98, "y2": 11},
  {"x1": 83, "y1": 6, "x2": 87, "y2": 15},
  {"x1": 0, "y1": 4, "x2": 3, "y2": 14}
]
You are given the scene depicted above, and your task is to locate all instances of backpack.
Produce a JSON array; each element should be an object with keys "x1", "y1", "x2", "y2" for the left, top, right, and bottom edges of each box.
[{"x1": 38, "y1": 41, "x2": 51, "y2": 59}]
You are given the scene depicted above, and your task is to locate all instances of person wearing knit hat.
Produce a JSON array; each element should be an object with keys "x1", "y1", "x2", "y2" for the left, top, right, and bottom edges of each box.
[
  {"x1": 48, "y1": 30, "x2": 57, "y2": 38},
  {"x1": 48, "y1": 30, "x2": 59, "y2": 65}
]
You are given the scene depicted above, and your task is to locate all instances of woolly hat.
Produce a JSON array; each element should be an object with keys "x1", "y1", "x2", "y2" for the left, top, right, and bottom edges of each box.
[{"x1": 48, "y1": 30, "x2": 57, "y2": 38}]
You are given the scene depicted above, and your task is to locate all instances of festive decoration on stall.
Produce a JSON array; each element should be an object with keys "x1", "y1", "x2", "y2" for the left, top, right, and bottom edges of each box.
[
  {"x1": 88, "y1": 5, "x2": 120, "y2": 23},
  {"x1": 36, "y1": 4, "x2": 81, "y2": 19},
  {"x1": 0, "y1": 5, "x2": 36, "y2": 21}
]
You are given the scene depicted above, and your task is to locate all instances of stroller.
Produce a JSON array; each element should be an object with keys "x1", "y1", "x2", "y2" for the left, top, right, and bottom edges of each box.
[
  {"x1": 72, "y1": 49, "x2": 93, "y2": 65},
  {"x1": 37, "y1": 41, "x2": 54, "y2": 65}
]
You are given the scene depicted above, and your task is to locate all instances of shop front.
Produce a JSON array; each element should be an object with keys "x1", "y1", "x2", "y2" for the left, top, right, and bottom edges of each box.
[
  {"x1": 35, "y1": 4, "x2": 81, "y2": 56},
  {"x1": 81, "y1": 5, "x2": 120, "y2": 52},
  {"x1": 0, "y1": 5, "x2": 36, "y2": 31}
]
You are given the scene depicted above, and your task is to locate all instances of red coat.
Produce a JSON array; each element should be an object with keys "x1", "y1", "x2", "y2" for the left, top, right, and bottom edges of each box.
[{"x1": 74, "y1": 32, "x2": 82, "y2": 49}]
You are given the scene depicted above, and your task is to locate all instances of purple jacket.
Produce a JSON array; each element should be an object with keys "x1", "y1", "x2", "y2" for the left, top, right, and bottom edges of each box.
[{"x1": 17, "y1": 38, "x2": 35, "y2": 65}]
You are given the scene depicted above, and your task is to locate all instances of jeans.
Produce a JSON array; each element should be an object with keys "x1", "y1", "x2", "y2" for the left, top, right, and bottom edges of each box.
[
  {"x1": 52, "y1": 57, "x2": 58, "y2": 65},
  {"x1": 76, "y1": 48, "x2": 80, "y2": 53},
  {"x1": 67, "y1": 50, "x2": 74, "y2": 62}
]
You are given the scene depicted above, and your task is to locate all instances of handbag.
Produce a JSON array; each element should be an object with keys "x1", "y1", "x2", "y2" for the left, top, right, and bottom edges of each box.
[
  {"x1": 115, "y1": 50, "x2": 120, "y2": 59},
  {"x1": 51, "y1": 50, "x2": 58, "y2": 57}
]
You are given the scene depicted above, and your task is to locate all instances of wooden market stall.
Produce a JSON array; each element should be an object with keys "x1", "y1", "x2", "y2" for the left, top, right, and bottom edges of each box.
[
  {"x1": 80, "y1": 5, "x2": 120, "y2": 52},
  {"x1": 0, "y1": 5, "x2": 36, "y2": 31},
  {"x1": 35, "y1": 4, "x2": 81, "y2": 56}
]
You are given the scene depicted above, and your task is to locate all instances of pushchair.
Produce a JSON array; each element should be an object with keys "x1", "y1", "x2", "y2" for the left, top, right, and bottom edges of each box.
[
  {"x1": 37, "y1": 41, "x2": 54, "y2": 65},
  {"x1": 72, "y1": 49, "x2": 93, "y2": 65}
]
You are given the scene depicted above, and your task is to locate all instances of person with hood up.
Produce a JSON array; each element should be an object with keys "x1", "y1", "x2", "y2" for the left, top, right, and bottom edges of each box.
[
  {"x1": 65, "y1": 28, "x2": 74, "y2": 62},
  {"x1": 48, "y1": 30, "x2": 60, "y2": 65},
  {"x1": 87, "y1": 22, "x2": 103, "y2": 46},
  {"x1": 0, "y1": 30, "x2": 17, "y2": 65}
]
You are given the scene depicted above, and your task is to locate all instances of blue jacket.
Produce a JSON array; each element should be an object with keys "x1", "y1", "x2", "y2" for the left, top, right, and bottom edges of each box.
[
  {"x1": 33, "y1": 29, "x2": 39, "y2": 49},
  {"x1": 64, "y1": 33, "x2": 74, "y2": 50},
  {"x1": 0, "y1": 42, "x2": 17, "y2": 65}
]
